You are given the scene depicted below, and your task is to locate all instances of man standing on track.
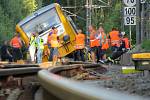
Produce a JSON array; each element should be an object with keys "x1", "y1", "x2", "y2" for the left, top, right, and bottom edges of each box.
[
  {"x1": 89, "y1": 25, "x2": 98, "y2": 63},
  {"x1": 36, "y1": 37, "x2": 44, "y2": 63},
  {"x1": 10, "y1": 33, "x2": 23, "y2": 62},
  {"x1": 49, "y1": 27, "x2": 59, "y2": 66},
  {"x1": 74, "y1": 29, "x2": 85, "y2": 61},
  {"x1": 29, "y1": 32, "x2": 37, "y2": 63},
  {"x1": 108, "y1": 28, "x2": 120, "y2": 52},
  {"x1": 97, "y1": 26, "x2": 108, "y2": 63}
]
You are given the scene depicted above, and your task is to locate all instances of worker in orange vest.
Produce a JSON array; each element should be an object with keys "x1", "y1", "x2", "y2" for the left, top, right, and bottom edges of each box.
[
  {"x1": 107, "y1": 31, "x2": 129, "y2": 63},
  {"x1": 95, "y1": 26, "x2": 103, "y2": 63},
  {"x1": 89, "y1": 25, "x2": 97, "y2": 63},
  {"x1": 47, "y1": 31, "x2": 53, "y2": 61},
  {"x1": 97, "y1": 26, "x2": 109, "y2": 63},
  {"x1": 74, "y1": 29, "x2": 85, "y2": 61},
  {"x1": 119, "y1": 32, "x2": 130, "y2": 51},
  {"x1": 49, "y1": 27, "x2": 59, "y2": 66},
  {"x1": 108, "y1": 28, "x2": 121, "y2": 52},
  {"x1": 10, "y1": 33, "x2": 23, "y2": 62},
  {"x1": 122, "y1": 38, "x2": 130, "y2": 49}
]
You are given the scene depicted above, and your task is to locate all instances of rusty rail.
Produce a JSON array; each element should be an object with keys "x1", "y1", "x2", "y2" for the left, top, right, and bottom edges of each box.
[
  {"x1": 0, "y1": 64, "x2": 41, "y2": 76},
  {"x1": 38, "y1": 63, "x2": 145, "y2": 100}
]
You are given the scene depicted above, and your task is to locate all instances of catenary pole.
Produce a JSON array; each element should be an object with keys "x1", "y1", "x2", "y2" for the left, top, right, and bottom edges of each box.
[
  {"x1": 136, "y1": 0, "x2": 141, "y2": 44},
  {"x1": 140, "y1": 2, "x2": 145, "y2": 43}
]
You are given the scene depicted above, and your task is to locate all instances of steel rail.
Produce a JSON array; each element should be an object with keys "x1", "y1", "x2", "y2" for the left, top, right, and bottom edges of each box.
[
  {"x1": 0, "y1": 67, "x2": 41, "y2": 76},
  {"x1": 38, "y1": 64, "x2": 146, "y2": 100},
  {"x1": 0, "y1": 64, "x2": 39, "y2": 68}
]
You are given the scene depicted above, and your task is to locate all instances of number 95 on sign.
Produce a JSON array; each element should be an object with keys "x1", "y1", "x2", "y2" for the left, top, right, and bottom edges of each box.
[{"x1": 124, "y1": 16, "x2": 136, "y2": 25}]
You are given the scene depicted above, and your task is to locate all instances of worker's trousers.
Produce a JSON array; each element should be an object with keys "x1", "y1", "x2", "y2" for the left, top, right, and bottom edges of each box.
[
  {"x1": 37, "y1": 49, "x2": 43, "y2": 63},
  {"x1": 29, "y1": 45, "x2": 36, "y2": 62}
]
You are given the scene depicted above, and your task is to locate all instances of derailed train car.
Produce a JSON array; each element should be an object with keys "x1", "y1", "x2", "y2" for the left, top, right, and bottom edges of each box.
[{"x1": 16, "y1": 3, "x2": 77, "y2": 61}]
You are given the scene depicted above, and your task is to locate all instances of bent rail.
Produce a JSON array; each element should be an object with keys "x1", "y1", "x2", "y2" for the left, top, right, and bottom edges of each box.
[{"x1": 38, "y1": 64, "x2": 145, "y2": 100}]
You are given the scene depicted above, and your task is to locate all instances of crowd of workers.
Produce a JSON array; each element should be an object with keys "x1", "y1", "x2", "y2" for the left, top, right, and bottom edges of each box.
[
  {"x1": 74, "y1": 25, "x2": 130, "y2": 63},
  {"x1": 0, "y1": 26, "x2": 59, "y2": 66},
  {"x1": 0, "y1": 25, "x2": 130, "y2": 65},
  {"x1": 0, "y1": 33, "x2": 23, "y2": 63},
  {"x1": 25, "y1": 26, "x2": 59, "y2": 65}
]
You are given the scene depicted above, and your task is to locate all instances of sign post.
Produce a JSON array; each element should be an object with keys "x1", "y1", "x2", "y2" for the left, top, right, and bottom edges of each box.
[
  {"x1": 129, "y1": 25, "x2": 132, "y2": 47},
  {"x1": 123, "y1": 0, "x2": 136, "y2": 6},
  {"x1": 123, "y1": 0, "x2": 136, "y2": 47}
]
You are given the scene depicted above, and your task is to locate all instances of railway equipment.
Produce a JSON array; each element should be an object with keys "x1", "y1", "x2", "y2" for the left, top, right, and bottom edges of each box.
[{"x1": 132, "y1": 53, "x2": 150, "y2": 70}]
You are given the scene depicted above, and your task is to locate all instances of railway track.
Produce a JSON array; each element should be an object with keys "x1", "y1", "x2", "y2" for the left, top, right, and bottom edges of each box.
[
  {"x1": 0, "y1": 63, "x2": 41, "y2": 100},
  {"x1": 38, "y1": 62, "x2": 149, "y2": 100},
  {"x1": 0, "y1": 64, "x2": 40, "y2": 76},
  {"x1": 0, "y1": 61, "x2": 149, "y2": 100}
]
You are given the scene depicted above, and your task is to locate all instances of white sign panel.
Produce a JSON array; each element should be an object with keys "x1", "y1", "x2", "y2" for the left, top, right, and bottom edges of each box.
[
  {"x1": 124, "y1": 16, "x2": 136, "y2": 25},
  {"x1": 124, "y1": 7, "x2": 136, "y2": 16},
  {"x1": 141, "y1": 0, "x2": 146, "y2": 3},
  {"x1": 123, "y1": 0, "x2": 136, "y2": 7}
]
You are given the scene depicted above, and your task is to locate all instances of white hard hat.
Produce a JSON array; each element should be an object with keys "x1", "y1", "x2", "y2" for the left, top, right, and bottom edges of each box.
[{"x1": 121, "y1": 32, "x2": 125, "y2": 36}]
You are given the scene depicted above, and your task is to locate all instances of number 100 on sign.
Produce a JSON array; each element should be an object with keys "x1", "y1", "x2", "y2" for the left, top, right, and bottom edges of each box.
[
  {"x1": 124, "y1": 7, "x2": 136, "y2": 16},
  {"x1": 124, "y1": 16, "x2": 136, "y2": 25}
]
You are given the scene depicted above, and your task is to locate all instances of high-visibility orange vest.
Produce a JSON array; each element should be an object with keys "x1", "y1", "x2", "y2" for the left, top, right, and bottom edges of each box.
[
  {"x1": 99, "y1": 33, "x2": 109, "y2": 50},
  {"x1": 90, "y1": 33, "x2": 97, "y2": 47},
  {"x1": 50, "y1": 33, "x2": 59, "y2": 48},
  {"x1": 122, "y1": 37, "x2": 130, "y2": 49},
  {"x1": 94, "y1": 33, "x2": 100, "y2": 47},
  {"x1": 90, "y1": 29, "x2": 100, "y2": 48},
  {"x1": 95, "y1": 39, "x2": 99, "y2": 47},
  {"x1": 99, "y1": 32, "x2": 106, "y2": 46},
  {"x1": 75, "y1": 33, "x2": 85, "y2": 49},
  {"x1": 102, "y1": 39, "x2": 109, "y2": 50},
  {"x1": 109, "y1": 31, "x2": 120, "y2": 47},
  {"x1": 10, "y1": 36, "x2": 22, "y2": 48}
]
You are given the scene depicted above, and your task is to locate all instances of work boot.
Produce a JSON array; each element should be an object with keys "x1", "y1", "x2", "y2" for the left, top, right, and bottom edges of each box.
[
  {"x1": 107, "y1": 57, "x2": 114, "y2": 63},
  {"x1": 99, "y1": 60, "x2": 105, "y2": 64}
]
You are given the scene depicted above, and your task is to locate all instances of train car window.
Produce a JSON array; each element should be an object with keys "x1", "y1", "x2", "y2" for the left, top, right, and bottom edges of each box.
[
  {"x1": 21, "y1": 8, "x2": 61, "y2": 38},
  {"x1": 66, "y1": 16, "x2": 78, "y2": 34}
]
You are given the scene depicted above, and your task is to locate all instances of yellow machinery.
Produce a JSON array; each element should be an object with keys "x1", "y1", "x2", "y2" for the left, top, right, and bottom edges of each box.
[
  {"x1": 132, "y1": 53, "x2": 150, "y2": 70},
  {"x1": 16, "y1": 3, "x2": 77, "y2": 61}
]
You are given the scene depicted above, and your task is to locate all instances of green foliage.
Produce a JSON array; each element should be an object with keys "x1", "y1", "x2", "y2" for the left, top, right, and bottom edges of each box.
[
  {"x1": 0, "y1": 5, "x2": 14, "y2": 41},
  {"x1": 36, "y1": 0, "x2": 43, "y2": 9},
  {"x1": 0, "y1": 0, "x2": 40, "y2": 45},
  {"x1": 141, "y1": 39, "x2": 150, "y2": 51},
  {"x1": 23, "y1": 0, "x2": 38, "y2": 13},
  {"x1": 103, "y1": 1, "x2": 122, "y2": 34}
]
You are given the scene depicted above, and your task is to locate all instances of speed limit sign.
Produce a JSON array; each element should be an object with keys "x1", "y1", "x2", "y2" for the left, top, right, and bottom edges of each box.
[
  {"x1": 141, "y1": 0, "x2": 146, "y2": 3},
  {"x1": 123, "y1": 0, "x2": 136, "y2": 7},
  {"x1": 124, "y1": 7, "x2": 136, "y2": 16},
  {"x1": 124, "y1": 16, "x2": 136, "y2": 25}
]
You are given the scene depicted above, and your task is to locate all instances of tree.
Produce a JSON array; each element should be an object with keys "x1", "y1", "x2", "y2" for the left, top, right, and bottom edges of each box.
[
  {"x1": 102, "y1": 1, "x2": 122, "y2": 33},
  {"x1": 0, "y1": 0, "x2": 39, "y2": 44},
  {"x1": 23, "y1": 0, "x2": 38, "y2": 14}
]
